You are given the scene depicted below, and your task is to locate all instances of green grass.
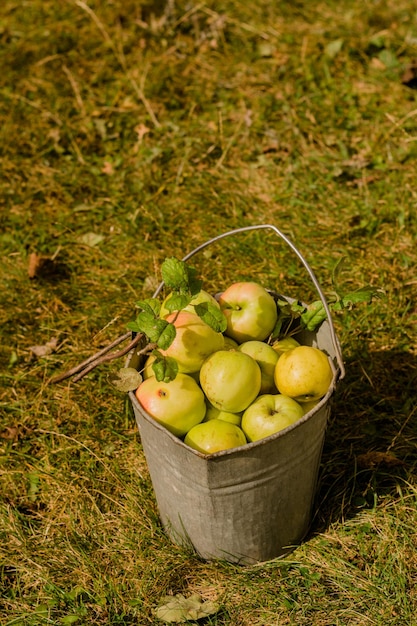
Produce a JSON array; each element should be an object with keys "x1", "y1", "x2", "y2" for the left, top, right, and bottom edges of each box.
[{"x1": 1, "y1": 0, "x2": 416, "y2": 624}]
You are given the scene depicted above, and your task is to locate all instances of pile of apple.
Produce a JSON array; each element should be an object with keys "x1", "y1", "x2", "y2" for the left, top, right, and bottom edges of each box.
[{"x1": 135, "y1": 282, "x2": 333, "y2": 455}]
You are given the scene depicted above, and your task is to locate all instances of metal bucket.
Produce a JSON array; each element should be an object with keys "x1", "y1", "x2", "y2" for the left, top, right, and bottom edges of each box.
[{"x1": 127, "y1": 224, "x2": 345, "y2": 565}]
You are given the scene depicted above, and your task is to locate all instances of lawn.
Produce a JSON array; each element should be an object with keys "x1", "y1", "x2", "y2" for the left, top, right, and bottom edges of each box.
[{"x1": 1, "y1": 1, "x2": 416, "y2": 624}]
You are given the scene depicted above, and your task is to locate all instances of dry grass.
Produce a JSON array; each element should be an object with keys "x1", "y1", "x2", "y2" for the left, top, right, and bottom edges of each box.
[{"x1": 1, "y1": 0, "x2": 417, "y2": 624}]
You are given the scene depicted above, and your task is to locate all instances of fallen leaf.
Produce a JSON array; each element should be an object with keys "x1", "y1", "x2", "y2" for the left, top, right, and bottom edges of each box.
[
  {"x1": 135, "y1": 123, "x2": 150, "y2": 141},
  {"x1": 77, "y1": 232, "x2": 105, "y2": 247},
  {"x1": 108, "y1": 367, "x2": 143, "y2": 392},
  {"x1": 28, "y1": 337, "x2": 59, "y2": 358},
  {"x1": 101, "y1": 161, "x2": 115, "y2": 175},
  {"x1": 155, "y1": 593, "x2": 219, "y2": 623},
  {"x1": 357, "y1": 451, "x2": 405, "y2": 470},
  {"x1": 28, "y1": 252, "x2": 49, "y2": 279}
]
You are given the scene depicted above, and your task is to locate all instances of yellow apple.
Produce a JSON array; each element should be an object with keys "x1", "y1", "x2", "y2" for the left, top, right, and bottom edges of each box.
[
  {"x1": 274, "y1": 345, "x2": 333, "y2": 403},
  {"x1": 204, "y1": 401, "x2": 242, "y2": 426},
  {"x1": 271, "y1": 336, "x2": 300, "y2": 357},
  {"x1": 199, "y1": 350, "x2": 262, "y2": 413},
  {"x1": 184, "y1": 419, "x2": 247, "y2": 454},
  {"x1": 238, "y1": 340, "x2": 279, "y2": 394}
]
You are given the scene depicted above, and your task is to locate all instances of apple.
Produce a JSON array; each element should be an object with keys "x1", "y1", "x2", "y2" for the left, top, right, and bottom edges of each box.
[
  {"x1": 204, "y1": 401, "x2": 242, "y2": 426},
  {"x1": 135, "y1": 373, "x2": 206, "y2": 437},
  {"x1": 160, "y1": 310, "x2": 224, "y2": 373},
  {"x1": 271, "y1": 336, "x2": 300, "y2": 357},
  {"x1": 142, "y1": 354, "x2": 156, "y2": 379},
  {"x1": 274, "y1": 345, "x2": 333, "y2": 403},
  {"x1": 199, "y1": 350, "x2": 262, "y2": 413},
  {"x1": 238, "y1": 340, "x2": 279, "y2": 394},
  {"x1": 218, "y1": 282, "x2": 278, "y2": 343},
  {"x1": 184, "y1": 419, "x2": 247, "y2": 454},
  {"x1": 160, "y1": 289, "x2": 219, "y2": 319},
  {"x1": 241, "y1": 394, "x2": 304, "y2": 442},
  {"x1": 223, "y1": 336, "x2": 239, "y2": 351},
  {"x1": 301, "y1": 399, "x2": 320, "y2": 415}
]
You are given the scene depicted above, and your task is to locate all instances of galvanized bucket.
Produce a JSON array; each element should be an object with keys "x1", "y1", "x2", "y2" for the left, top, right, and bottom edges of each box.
[{"x1": 128, "y1": 224, "x2": 345, "y2": 565}]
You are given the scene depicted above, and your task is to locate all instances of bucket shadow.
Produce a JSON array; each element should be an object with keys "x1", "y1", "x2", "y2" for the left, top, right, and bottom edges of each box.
[{"x1": 310, "y1": 348, "x2": 417, "y2": 533}]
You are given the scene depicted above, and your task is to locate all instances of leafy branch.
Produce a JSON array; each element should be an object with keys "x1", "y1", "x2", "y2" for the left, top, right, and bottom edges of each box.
[
  {"x1": 49, "y1": 255, "x2": 384, "y2": 387},
  {"x1": 272, "y1": 257, "x2": 385, "y2": 337}
]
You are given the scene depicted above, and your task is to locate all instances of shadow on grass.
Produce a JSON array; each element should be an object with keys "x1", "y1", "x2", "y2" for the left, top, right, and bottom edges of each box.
[{"x1": 311, "y1": 347, "x2": 417, "y2": 533}]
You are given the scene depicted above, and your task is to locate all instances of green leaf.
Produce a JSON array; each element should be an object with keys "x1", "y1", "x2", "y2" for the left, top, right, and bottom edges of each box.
[
  {"x1": 135, "y1": 312, "x2": 172, "y2": 344},
  {"x1": 155, "y1": 593, "x2": 219, "y2": 623},
  {"x1": 108, "y1": 367, "x2": 143, "y2": 392},
  {"x1": 156, "y1": 322, "x2": 176, "y2": 350},
  {"x1": 301, "y1": 301, "x2": 327, "y2": 331},
  {"x1": 164, "y1": 293, "x2": 192, "y2": 314},
  {"x1": 193, "y1": 302, "x2": 227, "y2": 333},
  {"x1": 161, "y1": 257, "x2": 202, "y2": 295},
  {"x1": 135, "y1": 298, "x2": 161, "y2": 316},
  {"x1": 325, "y1": 38, "x2": 343, "y2": 58},
  {"x1": 186, "y1": 266, "x2": 203, "y2": 296},
  {"x1": 161, "y1": 257, "x2": 190, "y2": 291},
  {"x1": 151, "y1": 352, "x2": 179, "y2": 382},
  {"x1": 340, "y1": 286, "x2": 385, "y2": 308}
]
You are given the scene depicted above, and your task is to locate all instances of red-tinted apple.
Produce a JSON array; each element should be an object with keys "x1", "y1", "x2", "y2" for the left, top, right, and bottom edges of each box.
[
  {"x1": 135, "y1": 373, "x2": 206, "y2": 437},
  {"x1": 160, "y1": 310, "x2": 224, "y2": 373},
  {"x1": 218, "y1": 282, "x2": 278, "y2": 343}
]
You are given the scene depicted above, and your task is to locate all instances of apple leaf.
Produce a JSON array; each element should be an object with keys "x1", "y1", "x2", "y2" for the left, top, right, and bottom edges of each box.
[
  {"x1": 129, "y1": 312, "x2": 175, "y2": 346},
  {"x1": 155, "y1": 593, "x2": 219, "y2": 623},
  {"x1": 108, "y1": 367, "x2": 143, "y2": 392},
  {"x1": 134, "y1": 297, "x2": 161, "y2": 317},
  {"x1": 301, "y1": 301, "x2": 327, "y2": 331},
  {"x1": 150, "y1": 351, "x2": 179, "y2": 382},
  {"x1": 156, "y1": 321, "x2": 177, "y2": 350},
  {"x1": 193, "y1": 302, "x2": 227, "y2": 333},
  {"x1": 161, "y1": 257, "x2": 202, "y2": 295},
  {"x1": 339, "y1": 286, "x2": 385, "y2": 309},
  {"x1": 164, "y1": 293, "x2": 192, "y2": 314}
]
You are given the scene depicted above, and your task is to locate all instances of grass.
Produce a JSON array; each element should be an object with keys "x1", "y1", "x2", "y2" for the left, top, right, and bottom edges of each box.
[{"x1": 1, "y1": 0, "x2": 416, "y2": 623}]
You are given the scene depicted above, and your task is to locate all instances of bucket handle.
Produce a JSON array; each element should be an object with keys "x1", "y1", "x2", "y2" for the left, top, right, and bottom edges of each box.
[{"x1": 153, "y1": 224, "x2": 345, "y2": 380}]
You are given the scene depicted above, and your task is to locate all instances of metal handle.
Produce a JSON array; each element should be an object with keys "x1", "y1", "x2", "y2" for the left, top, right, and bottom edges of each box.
[{"x1": 153, "y1": 224, "x2": 345, "y2": 380}]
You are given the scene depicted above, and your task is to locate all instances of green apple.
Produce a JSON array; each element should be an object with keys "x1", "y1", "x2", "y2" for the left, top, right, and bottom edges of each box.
[
  {"x1": 301, "y1": 399, "x2": 320, "y2": 415},
  {"x1": 223, "y1": 336, "x2": 239, "y2": 351},
  {"x1": 204, "y1": 401, "x2": 242, "y2": 426},
  {"x1": 184, "y1": 419, "x2": 247, "y2": 454},
  {"x1": 135, "y1": 373, "x2": 206, "y2": 437},
  {"x1": 274, "y1": 345, "x2": 334, "y2": 403},
  {"x1": 271, "y1": 336, "x2": 300, "y2": 357},
  {"x1": 238, "y1": 340, "x2": 279, "y2": 394},
  {"x1": 160, "y1": 310, "x2": 224, "y2": 374},
  {"x1": 142, "y1": 354, "x2": 156, "y2": 379},
  {"x1": 218, "y1": 281, "x2": 278, "y2": 343},
  {"x1": 241, "y1": 394, "x2": 304, "y2": 442},
  {"x1": 160, "y1": 289, "x2": 220, "y2": 318},
  {"x1": 199, "y1": 350, "x2": 262, "y2": 413}
]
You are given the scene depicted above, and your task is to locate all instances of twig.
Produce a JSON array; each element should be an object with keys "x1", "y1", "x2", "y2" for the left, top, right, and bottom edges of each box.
[
  {"x1": 49, "y1": 331, "x2": 138, "y2": 384},
  {"x1": 72, "y1": 335, "x2": 150, "y2": 382}
]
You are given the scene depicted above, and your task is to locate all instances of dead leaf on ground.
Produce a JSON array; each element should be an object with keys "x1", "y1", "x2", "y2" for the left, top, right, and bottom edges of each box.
[
  {"x1": 28, "y1": 337, "x2": 59, "y2": 358},
  {"x1": 155, "y1": 593, "x2": 220, "y2": 623},
  {"x1": 356, "y1": 451, "x2": 406, "y2": 470},
  {"x1": 0, "y1": 424, "x2": 33, "y2": 442}
]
